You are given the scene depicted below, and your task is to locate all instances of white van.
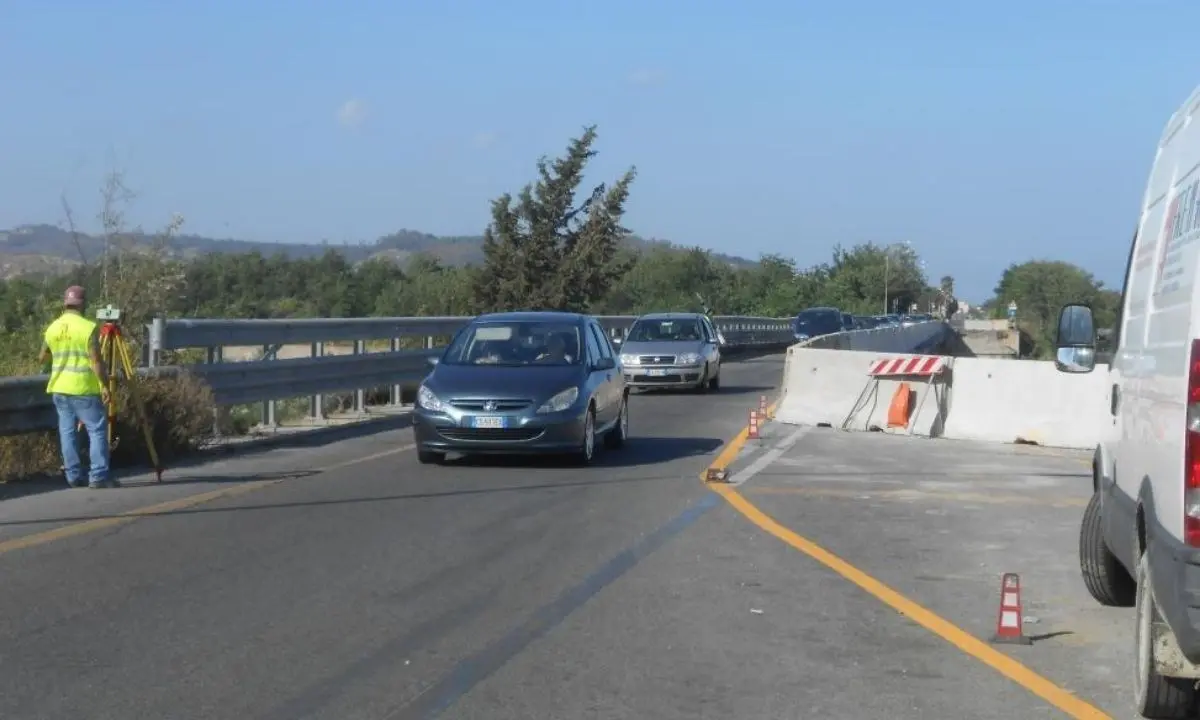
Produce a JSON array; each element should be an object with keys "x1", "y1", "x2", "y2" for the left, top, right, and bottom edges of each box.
[{"x1": 1056, "y1": 82, "x2": 1200, "y2": 718}]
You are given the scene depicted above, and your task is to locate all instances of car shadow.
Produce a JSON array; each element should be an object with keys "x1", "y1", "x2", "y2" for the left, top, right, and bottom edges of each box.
[
  {"x1": 443, "y1": 435, "x2": 724, "y2": 469},
  {"x1": 633, "y1": 384, "x2": 776, "y2": 396}
]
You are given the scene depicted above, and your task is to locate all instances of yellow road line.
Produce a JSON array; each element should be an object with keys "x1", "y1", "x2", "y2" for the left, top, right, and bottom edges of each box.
[
  {"x1": 0, "y1": 443, "x2": 415, "y2": 556},
  {"x1": 701, "y1": 401, "x2": 1112, "y2": 720},
  {"x1": 747, "y1": 486, "x2": 1090, "y2": 508}
]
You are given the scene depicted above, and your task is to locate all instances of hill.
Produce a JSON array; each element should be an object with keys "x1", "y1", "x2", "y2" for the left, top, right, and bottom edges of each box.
[{"x1": 0, "y1": 224, "x2": 759, "y2": 278}]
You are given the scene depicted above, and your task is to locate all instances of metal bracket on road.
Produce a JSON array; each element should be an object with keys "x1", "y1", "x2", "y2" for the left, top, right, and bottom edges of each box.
[{"x1": 705, "y1": 467, "x2": 731, "y2": 483}]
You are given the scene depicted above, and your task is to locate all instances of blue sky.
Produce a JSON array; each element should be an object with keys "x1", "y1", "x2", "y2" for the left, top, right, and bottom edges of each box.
[{"x1": 2, "y1": 0, "x2": 1198, "y2": 302}]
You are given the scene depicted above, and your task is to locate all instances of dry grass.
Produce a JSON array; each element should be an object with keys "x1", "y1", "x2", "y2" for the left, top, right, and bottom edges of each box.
[
  {"x1": 109, "y1": 370, "x2": 216, "y2": 466},
  {"x1": 0, "y1": 371, "x2": 218, "y2": 482}
]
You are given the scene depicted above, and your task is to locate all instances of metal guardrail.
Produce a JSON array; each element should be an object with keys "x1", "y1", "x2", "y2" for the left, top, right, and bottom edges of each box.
[{"x1": 0, "y1": 314, "x2": 795, "y2": 436}]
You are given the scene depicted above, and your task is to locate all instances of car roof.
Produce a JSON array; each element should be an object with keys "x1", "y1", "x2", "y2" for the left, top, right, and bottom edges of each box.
[
  {"x1": 636, "y1": 312, "x2": 706, "y2": 321},
  {"x1": 474, "y1": 311, "x2": 588, "y2": 323}
]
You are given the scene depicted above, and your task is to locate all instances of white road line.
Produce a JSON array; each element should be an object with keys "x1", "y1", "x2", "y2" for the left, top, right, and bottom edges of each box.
[{"x1": 728, "y1": 427, "x2": 808, "y2": 487}]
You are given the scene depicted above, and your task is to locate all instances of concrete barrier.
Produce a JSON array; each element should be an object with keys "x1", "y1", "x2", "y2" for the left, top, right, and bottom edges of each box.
[
  {"x1": 802, "y1": 321, "x2": 950, "y2": 353},
  {"x1": 940, "y1": 358, "x2": 1110, "y2": 449},
  {"x1": 774, "y1": 345, "x2": 1111, "y2": 450},
  {"x1": 774, "y1": 348, "x2": 951, "y2": 436}
]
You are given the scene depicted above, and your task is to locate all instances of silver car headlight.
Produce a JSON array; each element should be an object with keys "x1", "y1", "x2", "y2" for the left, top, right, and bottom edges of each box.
[
  {"x1": 676, "y1": 352, "x2": 702, "y2": 365},
  {"x1": 417, "y1": 384, "x2": 444, "y2": 412},
  {"x1": 620, "y1": 353, "x2": 640, "y2": 366},
  {"x1": 537, "y1": 387, "x2": 580, "y2": 414}
]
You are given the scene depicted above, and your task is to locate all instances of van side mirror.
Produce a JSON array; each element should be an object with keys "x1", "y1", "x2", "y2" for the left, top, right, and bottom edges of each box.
[{"x1": 1054, "y1": 303, "x2": 1096, "y2": 373}]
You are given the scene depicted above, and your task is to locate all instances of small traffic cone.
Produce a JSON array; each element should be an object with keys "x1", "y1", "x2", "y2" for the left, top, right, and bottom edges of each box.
[
  {"x1": 748, "y1": 410, "x2": 760, "y2": 440},
  {"x1": 989, "y1": 573, "x2": 1033, "y2": 645}
]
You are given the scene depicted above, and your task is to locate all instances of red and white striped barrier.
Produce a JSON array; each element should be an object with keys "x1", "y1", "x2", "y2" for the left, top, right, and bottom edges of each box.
[{"x1": 868, "y1": 354, "x2": 947, "y2": 377}]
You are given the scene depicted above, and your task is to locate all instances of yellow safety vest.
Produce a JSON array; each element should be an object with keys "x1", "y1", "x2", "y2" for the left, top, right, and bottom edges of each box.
[{"x1": 44, "y1": 311, "x2": 103, "y2": 396}]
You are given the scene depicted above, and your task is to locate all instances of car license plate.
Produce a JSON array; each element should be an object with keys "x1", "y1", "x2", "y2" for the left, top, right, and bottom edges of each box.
[
  {"x1": 647, "y1": 369, "x2": 669, "y2": 377},
  {"x1": 469, "y1": 415, "x2": 508, "y2": 429}
]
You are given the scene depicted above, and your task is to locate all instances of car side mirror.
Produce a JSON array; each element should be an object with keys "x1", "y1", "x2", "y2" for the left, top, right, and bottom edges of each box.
[
  {"x1": 611, "y1": 336, "x2": 623, "y2": 347},
  {"x1": 1054, "y1": 303, "x2": 1096, "y2": 373},
  {"x1": 426, "y1": 355, "x2": 440, "y2": 368},
  {"x1": 593, "y1": 356, "x2": 616, "y2": 372}
]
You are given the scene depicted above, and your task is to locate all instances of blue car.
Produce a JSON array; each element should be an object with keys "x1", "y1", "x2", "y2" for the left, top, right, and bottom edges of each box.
[
  {"x1": 412, "y1": 311, "x2": 630, "y2": 465},
  {"x1": 791, "y1": 307, "x2": 844, "y2": 342}
]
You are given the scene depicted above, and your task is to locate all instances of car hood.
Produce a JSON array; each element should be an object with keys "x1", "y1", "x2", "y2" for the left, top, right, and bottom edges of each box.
[
  {"x1": 618, "y1": 340, "x2": 705, "y2": 357},
  {"x1": 426, "y1": 362, "x2": 582, "y2": 400}
]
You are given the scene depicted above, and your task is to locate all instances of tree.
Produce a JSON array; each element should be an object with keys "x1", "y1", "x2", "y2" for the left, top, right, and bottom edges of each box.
[
  {"x1": 822, "y1": 243, "x2": 926, "y2": 315},
  {"x1": 474, "y1": 126, "x2": 637, "y2": 313},
  {"x1": 989, "y1": 260, "x2": 1112, "y2": 358}
]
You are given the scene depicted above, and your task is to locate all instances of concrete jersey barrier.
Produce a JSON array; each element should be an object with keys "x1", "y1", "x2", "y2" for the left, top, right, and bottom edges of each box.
[
  {"x1": 774, "y1": 347, "x2": 951, "y2": 436},
  {"x1": 940, "y1": 358, "x2": 1110, "y2": 449},
  {"x1": 775, "y1": 345, "x2": 1111, "y2": 450},
  {"x1": 802, "y1": 321, "x2": 949, "y2": 353}
]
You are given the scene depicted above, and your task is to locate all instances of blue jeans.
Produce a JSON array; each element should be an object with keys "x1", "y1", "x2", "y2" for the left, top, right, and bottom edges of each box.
[{"x1": 52, "y1": 393, "x2": 109, "y2": 486}]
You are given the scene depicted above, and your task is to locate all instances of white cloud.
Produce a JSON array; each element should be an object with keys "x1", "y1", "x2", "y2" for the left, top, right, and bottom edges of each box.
[
  {"x1": 336, "y1": 99, "x2": 367, "y2": 128},
  {"x1": 628, "y1": 68, "x2": 667, "y2": 87}
]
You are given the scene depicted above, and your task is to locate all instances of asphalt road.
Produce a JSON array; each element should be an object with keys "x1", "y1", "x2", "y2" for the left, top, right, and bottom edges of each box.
[
  {"x1": 0, "y1": 353, "x2": 1131, "y2": 719},
  {"x1": 0, "y1": 355, "x2": 784, "y2": 720}
]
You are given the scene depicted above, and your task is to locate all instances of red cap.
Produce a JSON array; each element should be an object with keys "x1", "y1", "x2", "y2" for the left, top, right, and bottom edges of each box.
[{"x1": 63, "y1": 285, "x2": 86, "y2": 307}]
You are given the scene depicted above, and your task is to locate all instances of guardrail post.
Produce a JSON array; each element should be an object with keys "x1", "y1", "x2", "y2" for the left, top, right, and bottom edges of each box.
[
  {"x1": 260, "y1": 344, "x2": 277, "y2": 429},
  {"x1": 206, "y1": 345, "x2": 223, "y2": 438},
  {"x1": 354, "y1": 340, "x2": 366, "y2": 414},
  {"x1": 148, "y1": 317, "x2": 164, "y2": 368},
  {"x1": 310, "y1": 341, "x2": 325, "y2": 421},
  {"x1": 390, "y1": 337, "x2": 402, "y2": 405}
]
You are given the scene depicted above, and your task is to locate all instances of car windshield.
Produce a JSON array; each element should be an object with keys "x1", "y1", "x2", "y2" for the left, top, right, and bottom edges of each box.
[
  {"x1": 793, "y1": 310, "x2": 842, "y2": 335},
  {"x1": 442, "y1": 321, "x2": 583, "y2": 366},
  {"x1": 626, "y1": 318, "x2": 703, "y2": 342}
]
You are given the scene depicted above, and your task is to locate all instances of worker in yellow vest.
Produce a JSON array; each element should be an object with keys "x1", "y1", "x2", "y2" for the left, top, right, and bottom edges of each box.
[{"x1": 38, "y1": 286, "x2": 116, "y2": 488}]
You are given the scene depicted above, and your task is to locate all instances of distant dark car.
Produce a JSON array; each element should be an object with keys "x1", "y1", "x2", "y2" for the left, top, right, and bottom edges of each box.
[
  {"x1": 618, "y1": 312, "x2": 723, "y2": 391},
  {"x1": 412, "y1": 311, "x2": 629, "y2": 466},
  {"x1": 792, "y1": 307, "x2": 844, "y2": 342}
]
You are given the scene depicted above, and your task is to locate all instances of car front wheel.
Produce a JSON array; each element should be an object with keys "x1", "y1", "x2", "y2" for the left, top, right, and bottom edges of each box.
[
  {"x1": 1079, "y1": 492, "x2": 1134, "y2": 606},
  {"x1": 571, "y1": 406, "x2": 597, "y2": 466}
]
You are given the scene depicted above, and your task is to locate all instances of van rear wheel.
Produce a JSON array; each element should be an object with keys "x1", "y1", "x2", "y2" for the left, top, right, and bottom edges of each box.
[
  {"x1": 1079, "y1": 492, "x2": 1135, "y2": 606},
  {"x1": 1133, "y1": 552, "x2": 1195, "y2": 718}
]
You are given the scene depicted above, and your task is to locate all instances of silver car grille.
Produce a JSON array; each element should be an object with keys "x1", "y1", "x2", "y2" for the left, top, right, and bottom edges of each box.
[
  {"x1": 638, "y1": 355, "x2": 677, "y2": 365},
  {"x1": 448, "y1": 398, "x2": 533, "y2": 412}
]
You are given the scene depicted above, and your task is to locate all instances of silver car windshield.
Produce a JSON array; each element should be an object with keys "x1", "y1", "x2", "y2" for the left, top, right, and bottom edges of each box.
[{"x1": 626, "y1": 319, "x2": 703, "y2": 342}]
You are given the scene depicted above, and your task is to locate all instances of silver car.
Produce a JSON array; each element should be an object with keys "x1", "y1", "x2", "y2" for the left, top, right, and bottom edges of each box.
[{"x1": 616, "y1": 312, "x2": 723, "y2": 391}]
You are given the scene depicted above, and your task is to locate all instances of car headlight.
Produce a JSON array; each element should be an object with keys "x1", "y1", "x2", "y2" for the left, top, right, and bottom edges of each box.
[
  {"x1": 620, "y1": 354, "x2": 639, "y2": 366},
  {"x1": 676, "y1": 352, "x2": 702, "y2": 365},
  {"x1": 794, "y1": 332, "x2": 810, "y2": 340},
  {"x1": 417, "y1": 384, "x2": 444, "y2": 412},
  {"x1": 537, "y1": 387, "x2": 580, "y2": 414}
]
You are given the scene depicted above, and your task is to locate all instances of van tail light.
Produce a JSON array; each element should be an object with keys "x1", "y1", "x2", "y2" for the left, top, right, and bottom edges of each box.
[{"x1": 1186, "y1": 339, "x2": 1200, "y2": 546}]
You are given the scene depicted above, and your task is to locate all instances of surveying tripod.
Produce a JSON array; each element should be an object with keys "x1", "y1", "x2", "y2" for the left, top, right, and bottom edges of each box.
[{"x1": 94, "y1": 305, "x2": 164, "y2": 482}]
